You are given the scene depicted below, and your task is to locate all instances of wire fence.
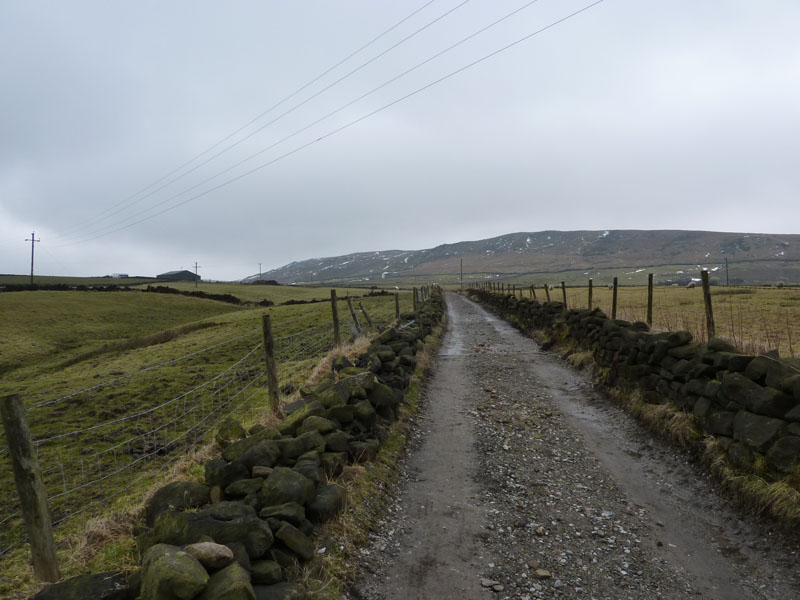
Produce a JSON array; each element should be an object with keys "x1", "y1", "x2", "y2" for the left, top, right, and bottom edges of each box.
[
  {"x1": 0, "y1": 292, "x2": 402, "y2": 561},
  {"x1": 479, "y1": 282, "x2": 800, "y2": 358}
]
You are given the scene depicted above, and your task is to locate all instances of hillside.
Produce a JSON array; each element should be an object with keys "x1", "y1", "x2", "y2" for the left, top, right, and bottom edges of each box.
[{"x1": 246, "y1": 230, "x2": 800, "y2": 286}]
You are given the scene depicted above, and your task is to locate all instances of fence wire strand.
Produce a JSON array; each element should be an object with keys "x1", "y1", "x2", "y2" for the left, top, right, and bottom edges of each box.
[{"x1": 0, "y1": 293, "x2": 402, "y2": 561}]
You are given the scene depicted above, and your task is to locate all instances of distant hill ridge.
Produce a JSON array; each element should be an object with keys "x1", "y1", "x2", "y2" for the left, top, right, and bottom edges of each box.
[{"x1": 244, "y1": 230, "x2": 800, "y2": 285}]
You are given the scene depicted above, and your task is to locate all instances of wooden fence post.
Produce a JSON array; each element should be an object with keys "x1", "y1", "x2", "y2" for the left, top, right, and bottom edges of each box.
[
  {"x1": 358, "y1": 302, "x2": 373, "y2": 328},
  {"x1": 544, "y1": 285, "x2": 551, "y2": 302},
  {"x1": 261, "y1": 315, "x2": 280, "y2": 413},
  {"x1": 701, "y1": 270, "x2": 716, "y2": 339},
  {"x1": 330, "y1": 290, "x2": 341, "y2": 347},
  {"x1": 588, "y1": 278, "x2": 593, "y2": 310},
  {"x1": 647, "y1": 273, "x2": 654, "y2": 327},
  {"x1": 561, "y1": 281, "x2": 567, "y2": 310},
  {"x1": 395, "y1": 292, "x2": 400, "y2": 320},
  {"x1": 346, "y1": 297, "x2": 363, "y2": 334},
  {"x1": 612, "y1": 277, "x2": 618, "y2": 320},
  {"x1": 413, "y1": 287, "x2": 418, "y2": 311},
  {"x1": 530, "y1": 285, "x2": 536, "y2": 300},
  {"x1": 0, "y1": 395, "x2": 60, "y2": 583}
]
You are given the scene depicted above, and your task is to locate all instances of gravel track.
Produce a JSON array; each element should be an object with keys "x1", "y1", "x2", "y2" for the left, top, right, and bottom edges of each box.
[{"x1": 350, "y1": 293, "x2": 799, "y2": 600}]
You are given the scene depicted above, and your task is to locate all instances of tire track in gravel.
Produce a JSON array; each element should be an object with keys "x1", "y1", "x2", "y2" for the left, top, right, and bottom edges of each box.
[{"x1": 351, "y1": 293, "x2": 799, "y2": 600}]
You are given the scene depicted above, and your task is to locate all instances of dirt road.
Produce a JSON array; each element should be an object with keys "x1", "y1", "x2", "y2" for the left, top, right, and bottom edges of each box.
[{"x1": 351, "y1": 293, "x2": 799, "y2": 600}]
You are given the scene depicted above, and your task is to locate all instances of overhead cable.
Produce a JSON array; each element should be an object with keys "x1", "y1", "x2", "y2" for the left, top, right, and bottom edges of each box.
[
  {"x1": 52, "y1": 0, "x2": 442, "y2": 241},
  {"x1": 59, "y1": 0, "x2": 606, "y2": 244}
]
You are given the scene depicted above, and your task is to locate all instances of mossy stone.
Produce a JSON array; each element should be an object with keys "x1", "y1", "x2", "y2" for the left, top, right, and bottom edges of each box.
[
  {"x1": 145, "y1": 481, "x2": 210, "y2": 527},
  {"x1": 275, "y1": 523, "x2": 315, "y2": 561},
  {"x1": 262, "y1": 467, "x2": 314, "y2": 506},
  {"x1": 306, "y1": 484, "x2": 346, "y2": 523},
  {"x1": 368, "y1": 382, "x2": 398, "y2": 409},
  {"x1": 140, "y1": 544, "x2": 209, "y2": 600},
  {"x1": 197, "y1": 562, "x2": 255, "y2": 600},
  {"x1": 216, "y1": 417, "x2": 247, "y2": 449},
  {"x1": 297, "y1": 430, "x2": 326, "y2": 453},
  {"x1": 279, "y1": 401, "x2": 325, "y2": 436},
  {"x1": 225, "y1": 478, "x2": 264, "y2": 498},
  {"x1": 324, "y1": 430, "x2": 350, "y2": 453},
  {"x1": 351, "y1": 400, "x2": 376, "y2": 425},
  {"x1": 320, "y1": 452, "x2": 346, "y2": 478},
  {"x1": 316, "y1": 382, "x2": 350, "y2": 408},
  {"x1": 276, "y1": 437, "x2": 305, "y2": 461},
  {"x1": 297, "y1": 416, "x2": 338, "y2": 435},
  {"x1": 259, "y1": 502, "x2": 306, "y2": 526},
  {"x1": 251, "y1": 560, "x2": 283, "y2": 585}
]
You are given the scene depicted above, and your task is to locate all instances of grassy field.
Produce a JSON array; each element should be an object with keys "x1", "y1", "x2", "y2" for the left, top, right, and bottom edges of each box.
[
  {"x1": 134, "y1": 281, "x2": 392, "y2": 304},
  {"x1": 0, "y1": 291, "x2": 241, "y2": 375},
  {"x1": 0, "y1": 283, "x2": 412, "y2": 598},
  {"x1": 491, "y1": 284, "x2": 800, "y2": 357},
  {"x1": 0, "y1": 274, "x2": 159, "y2": 287}
]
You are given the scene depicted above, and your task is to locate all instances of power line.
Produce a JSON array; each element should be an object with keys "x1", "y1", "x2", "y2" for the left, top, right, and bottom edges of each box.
[
  {"x1": 25, "y1": 231, "x2": 41, "y2": 285},
  {"x1": 52, "y1": 0, "x2": 442, "y2": 242},
  {"x1": 57, "y1": 0, "x2": 607, "y2": 245},
  {"x1": 55, "y1": 0, "x2": 546, "y2": 245},
  {"x1": 54, "y1": 0, "x2": 475, "y2": 246}
]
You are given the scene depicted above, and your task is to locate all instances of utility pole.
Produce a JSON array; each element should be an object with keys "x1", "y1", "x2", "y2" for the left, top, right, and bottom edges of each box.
[
  {"x1": 460, "y1": 259, "x2": 463, "y2": 291},
  {"x1": 725, "y1": 258, "x2": 729, "y2": 287},
  {"x1": 25, "y1": 232, "x2": 40, "y2": 286},
  {"x1": 194, "y1": 262, "x2": 200, "y2": 288},
  {"x1": 258, "y1": 263, "x2": 262, "y2": 281}
]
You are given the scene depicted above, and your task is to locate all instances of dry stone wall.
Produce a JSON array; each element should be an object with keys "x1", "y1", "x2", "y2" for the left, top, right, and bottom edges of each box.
[
  {"x1": 33, "y1": 290, "x2": 445, "y2": 600},
  {"x1": 468, "y1": 290, "x2": 800, "y2": 478}
]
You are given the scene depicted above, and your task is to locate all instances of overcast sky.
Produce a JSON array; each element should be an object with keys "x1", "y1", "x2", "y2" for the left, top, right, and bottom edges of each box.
[{"x1": 2, "y1": 1, "x2": 799, "y2": 281}]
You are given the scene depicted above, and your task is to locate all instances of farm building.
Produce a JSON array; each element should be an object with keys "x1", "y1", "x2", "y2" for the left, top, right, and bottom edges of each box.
[{"x1": 157, "y1": 270, "x2": 200, "y2": 282}]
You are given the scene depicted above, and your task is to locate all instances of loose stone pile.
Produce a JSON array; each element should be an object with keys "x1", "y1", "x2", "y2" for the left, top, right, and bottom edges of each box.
[{"x1": 33, "y1": 290, "x2": 445, "y2": 600}]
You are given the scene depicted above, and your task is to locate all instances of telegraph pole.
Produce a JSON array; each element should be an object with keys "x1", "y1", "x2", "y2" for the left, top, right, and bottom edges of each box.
[
  {"x1": 194, "y1": 262, "x2": 200, "y2": 288},
  {"x1": 460, "y1": 259, "x2": 463, "y2": 291},
  {"x1": 25, "y1": 231, "x2": 40, "y2": 286},
  {"x1": 258, "y1": 263, "x2": 262, "y2": 281},
  {"x1": 725, "y1": 258, "x2": 729, "y2": 287}
]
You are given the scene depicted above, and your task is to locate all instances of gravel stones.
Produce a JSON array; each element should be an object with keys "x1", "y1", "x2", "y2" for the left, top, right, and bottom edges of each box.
[{"x1": 351, "y1": 294, "x2": 800, "y2": 600}]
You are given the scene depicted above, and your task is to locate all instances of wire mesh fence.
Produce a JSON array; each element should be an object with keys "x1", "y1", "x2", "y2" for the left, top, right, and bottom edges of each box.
[
  {"x1": 0, "y1": 291, "x2": 403, "y2": 560},
  {"x1": 478, "y1": 282, "x2": 800, "y2": 357}
]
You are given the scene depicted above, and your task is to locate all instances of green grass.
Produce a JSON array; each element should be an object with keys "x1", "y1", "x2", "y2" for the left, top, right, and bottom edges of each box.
[
  {"x1": 0, "y1": 291, "x2": 242, "y2": 375},
  {"x1": 135, "y1": 281, "x2": 397, "y2": 305},
  {"x1": 0, "y1": 274, "x2": 159, "y2": 286},
  {"x1": 0, "y1": 286, "x2": 412, "y2": 598}
]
